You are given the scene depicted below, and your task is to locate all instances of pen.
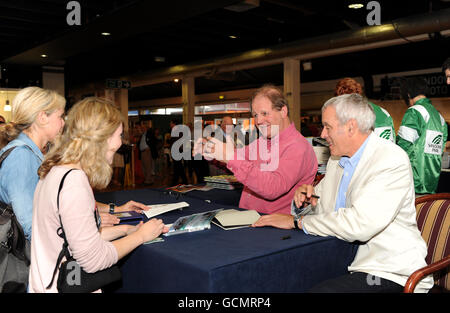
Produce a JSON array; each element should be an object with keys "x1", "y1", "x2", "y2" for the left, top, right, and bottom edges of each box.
[{"x1": 301, "y1": 192, "x2": 320, "y2": 199}]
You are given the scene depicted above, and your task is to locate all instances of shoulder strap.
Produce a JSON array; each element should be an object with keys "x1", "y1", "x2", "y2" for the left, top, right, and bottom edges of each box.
[
  {"x1": 46, "y1": 168, "x2": 77, "y2": 290},
  {"x1": 0, "y1": 144, "x2": 33, "y2": 169}
]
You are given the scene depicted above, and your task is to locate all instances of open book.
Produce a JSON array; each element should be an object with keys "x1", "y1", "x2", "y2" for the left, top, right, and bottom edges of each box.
[{"x1": 212, "y1": 209, "x2": 261, "y2": 230}]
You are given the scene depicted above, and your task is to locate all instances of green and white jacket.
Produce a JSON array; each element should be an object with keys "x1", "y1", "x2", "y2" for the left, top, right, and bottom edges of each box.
[
  {"x1": 370, "y1": 102, "x2": 395, "y2": 142},
  {"x1": 397, "y1": 98, "x2": 448, "y2": 194}
]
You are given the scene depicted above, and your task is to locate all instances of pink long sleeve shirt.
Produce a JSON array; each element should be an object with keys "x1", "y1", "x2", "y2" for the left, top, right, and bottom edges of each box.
[
  {"x1": 226, "y1": 122, "x2": 318, "y2": 214},
  {"x1": 29, "y1": 166, "x2": 118, "y2": 293}
]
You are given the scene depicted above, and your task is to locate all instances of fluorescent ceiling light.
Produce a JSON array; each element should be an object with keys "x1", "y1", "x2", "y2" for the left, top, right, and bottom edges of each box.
[{"x1": 348, "y1": 3, "x2": 364, "y2": 9}]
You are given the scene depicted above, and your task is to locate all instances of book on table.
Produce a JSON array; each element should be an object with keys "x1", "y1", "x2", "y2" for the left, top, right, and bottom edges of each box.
[
  {"x1": 212, "y1": 209, "x2": 261, "y2": 230},
  {"x1": 163, "y1": 209, "x2": 222, "y2": 236}
]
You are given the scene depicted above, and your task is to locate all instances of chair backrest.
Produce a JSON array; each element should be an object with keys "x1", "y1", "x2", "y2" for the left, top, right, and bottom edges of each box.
[{"x1": 415, "y1": 193, "x2": 450, "y2": 290}]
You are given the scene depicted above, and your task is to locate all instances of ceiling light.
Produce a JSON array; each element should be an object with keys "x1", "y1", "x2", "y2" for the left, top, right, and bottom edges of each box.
[
  {"x1": 219, "y1": 95, "x2": 225, "y2": 100},
  {"x1": 154, "y1": 56, "x2": 166, "y2": 62},
  {"x1": 101, "y1": 32, "x2": 111, "y2": 36},
  {"x1": 40, "y1": 54, "x2": 48, "y2": 58},
  {"x1": 173, "y1": 78, "x2": 179, "y2": 83},
  {"x1": 348, "y1": 3, "x2": 364, "y2": 9},
  {"x1": 229, "y1": 35, "x2": 237, "y2": 39}
]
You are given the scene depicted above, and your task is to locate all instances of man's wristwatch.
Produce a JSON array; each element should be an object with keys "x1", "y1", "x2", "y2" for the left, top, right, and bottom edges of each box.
[{"x1": 109, "y1": 203, "x2": 115, "y2": 214}]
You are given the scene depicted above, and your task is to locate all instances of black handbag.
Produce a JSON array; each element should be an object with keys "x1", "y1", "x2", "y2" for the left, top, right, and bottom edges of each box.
[
  {"x1": 46, "y1": 169, "x2": 121, "y2": 293},
  {"x1": 0, "y1": 146, "x2": 31, "y2": 293}
]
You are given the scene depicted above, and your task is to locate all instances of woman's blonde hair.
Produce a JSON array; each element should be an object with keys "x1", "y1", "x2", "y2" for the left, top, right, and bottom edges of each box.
[
  {"x1": 0, "y1": 87, "x2": 66, "y2": 149},
  {"x1": 38, "y1": 97, "x2": 124, "y2": 189}
]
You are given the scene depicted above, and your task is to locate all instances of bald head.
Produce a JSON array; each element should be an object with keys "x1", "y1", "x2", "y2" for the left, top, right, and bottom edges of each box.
[{"x1": 221, "y1": 116, "x2": 234, "y2": 134}]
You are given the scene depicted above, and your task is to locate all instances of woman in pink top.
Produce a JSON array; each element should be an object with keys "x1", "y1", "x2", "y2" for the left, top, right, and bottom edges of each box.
[{"x1": 29, "y1": 98, "x2": 168, "y2": 293}]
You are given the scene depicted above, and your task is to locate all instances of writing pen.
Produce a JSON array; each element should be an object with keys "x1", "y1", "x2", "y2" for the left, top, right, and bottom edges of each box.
[{"x1": 301, "y1": 192, "x2": 320, "y2": 199}]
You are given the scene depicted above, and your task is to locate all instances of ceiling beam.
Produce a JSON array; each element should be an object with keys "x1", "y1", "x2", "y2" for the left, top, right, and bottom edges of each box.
[{"x1": 120, "y1": 8, "x2": 450, "y2": 88}]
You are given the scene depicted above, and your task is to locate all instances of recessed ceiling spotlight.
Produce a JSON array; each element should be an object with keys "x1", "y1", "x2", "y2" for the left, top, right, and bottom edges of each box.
[
  {"x1": 173, "y1": 78, "x2": 179, "y2": 83},
  {"x1": 229, "y1": 35, "x2": 238, "y2": 39},
  {"x1": 154, "y1": 56, "x2": 166, "y2": 62},
  {"x1": 101, "y1": 32, "x2": 111, "y2": 36},
  {"x1": 40, "y1": 54, "x2": 48, "y2": 58},
  {"x1": 348, "y1": 3, "x2": 364, "y2": 9}
]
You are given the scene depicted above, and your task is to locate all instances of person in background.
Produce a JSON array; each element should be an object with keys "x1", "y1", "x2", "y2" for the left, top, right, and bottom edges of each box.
[
  {"x1": 397, "y1": 77, "x2": 448, "y2": 195},
  {"x1": 194, "y1": 84, "x2": 317, "y2": 215},
  {"x1": 139, "y1": 120, "x2": 154, "y2": 185},
  {"x1": 208, "y1": 116, "x2": 234, "y2": 176},
  {"x1": 0, "y1": 115, "x2": 5, "y2": 124},
  {"x1": 443, "y1": 56, "x2": 450, "y2": 85},
  {"x1": 29, "y1": 97, "x2": 168, "y2": 293},
  {"x1": 152, "y1": 127, "x2": 164, "y2": 176},
  {"x1": 335, "y1": 77, "x2": 395, "y2": 142},
  {"x1": 168, "y1": 119, "x2": 188, "y2": 186},
  {"x1": 191, "y1": 120, "x2": 210, "y2": 183},
  {"x1": 253, "y1": 94, "x2": 433, "y2": 293}
]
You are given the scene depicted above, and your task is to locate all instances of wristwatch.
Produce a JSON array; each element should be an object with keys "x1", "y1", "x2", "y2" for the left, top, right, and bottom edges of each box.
[{"x1": 109, "y1": 203, "x2": 115, "y2": 214}]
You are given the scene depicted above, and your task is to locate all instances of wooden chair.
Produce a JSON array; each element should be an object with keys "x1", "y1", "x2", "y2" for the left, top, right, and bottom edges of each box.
[{"x1": 404, "y1": 193, "x2": 450, "y2": 293}]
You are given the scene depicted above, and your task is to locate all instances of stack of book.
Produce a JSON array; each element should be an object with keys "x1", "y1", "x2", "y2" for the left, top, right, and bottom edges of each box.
[{"x1": 204, "y1": 175, "x2": 243, "y2": 190}]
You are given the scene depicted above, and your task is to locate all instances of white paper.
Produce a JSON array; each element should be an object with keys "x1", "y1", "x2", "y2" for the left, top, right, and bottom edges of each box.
[{"x1": 143, "y1": 202, "x2": 189, "y2": 219}]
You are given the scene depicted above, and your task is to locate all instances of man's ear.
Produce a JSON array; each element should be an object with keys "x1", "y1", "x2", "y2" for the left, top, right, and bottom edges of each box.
[
  {"x1": 347, "y1": 119, "x2": 357, "y2": 136},
  {"x1": 280, "y1": 105, "x2": 288, "y2": 118}
]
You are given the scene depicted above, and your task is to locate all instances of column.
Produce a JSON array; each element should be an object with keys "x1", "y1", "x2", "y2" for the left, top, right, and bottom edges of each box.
[
  {"x1": 182, "y1": 76, "x2": 195, "y2": 126},
  {"x1": 283, "y1": 58, "x2": 301, "y2": 131}
]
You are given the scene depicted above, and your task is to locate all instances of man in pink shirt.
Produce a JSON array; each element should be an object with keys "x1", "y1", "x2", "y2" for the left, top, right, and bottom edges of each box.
[{"x1": 197, "y1": 84, "x2": 317, "y2": 214}]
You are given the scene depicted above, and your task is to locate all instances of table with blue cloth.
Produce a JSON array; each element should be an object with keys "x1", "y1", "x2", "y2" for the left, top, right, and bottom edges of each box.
[
  {"x1": 95, "y1": 188, "x2": 358, "y2": 293},
  {"x1": 157, "y1": 185, "x2": 243, "y2": 207}
]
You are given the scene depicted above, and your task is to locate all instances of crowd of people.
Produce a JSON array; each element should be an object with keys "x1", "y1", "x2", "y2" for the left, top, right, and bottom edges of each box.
[{"x1": 0, "y1": 56, "x2": 448, "y2": 293}]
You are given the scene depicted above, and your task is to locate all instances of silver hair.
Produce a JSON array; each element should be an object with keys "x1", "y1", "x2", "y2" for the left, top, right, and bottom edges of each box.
[{"x1": 322, "y1": 93, "x2": 375, "y2": 133}]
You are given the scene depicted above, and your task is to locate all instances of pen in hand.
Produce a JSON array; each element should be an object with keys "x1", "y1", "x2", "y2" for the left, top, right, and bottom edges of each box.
[
  {"x1": 301, "y1": 192, "x2": 320, "y2": 199},
  {"x1": 296, "y1": 192, "x2": 319, "y2": 208}
]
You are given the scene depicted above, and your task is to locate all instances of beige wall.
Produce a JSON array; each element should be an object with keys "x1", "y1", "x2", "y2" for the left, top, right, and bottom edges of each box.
[{"x1": 0, "y1": 89, "x2": 20, "y2": 122}]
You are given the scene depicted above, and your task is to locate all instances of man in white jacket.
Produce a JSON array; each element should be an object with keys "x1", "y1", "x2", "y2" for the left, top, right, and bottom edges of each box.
[{"x1": 253, "y1": 93, "x2": 433, "y2": 293}]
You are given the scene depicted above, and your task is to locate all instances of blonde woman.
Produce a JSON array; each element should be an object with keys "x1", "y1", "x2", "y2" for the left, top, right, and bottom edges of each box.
[
  {"x1": 28, "y1": 98, "x2": 168, "y2": 293},
  {"x1": 0, "y1": 87, "x2": 148, "y2": 236},
  {"x1": 0, "y1": 87, "x2": 66, "y2": 241}
]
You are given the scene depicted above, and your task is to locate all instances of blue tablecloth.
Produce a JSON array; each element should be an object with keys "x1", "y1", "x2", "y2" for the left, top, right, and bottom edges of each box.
[{"x1": 95, "y1": 188, "x2": 358, "y2": 293}]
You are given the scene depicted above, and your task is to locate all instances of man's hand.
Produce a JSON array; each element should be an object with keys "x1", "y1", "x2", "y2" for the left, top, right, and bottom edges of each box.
[
  {"x1": 202, "y1": 136, "x2": 235, "y2": 163},
  {"x1": 252, "y1": 214, "x2": 295, "y2": 229},
  {"x1": 293, "y1": 184, "x2": 318, "y2": 209}
]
